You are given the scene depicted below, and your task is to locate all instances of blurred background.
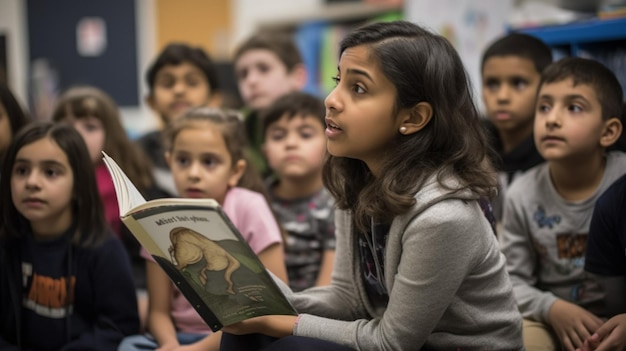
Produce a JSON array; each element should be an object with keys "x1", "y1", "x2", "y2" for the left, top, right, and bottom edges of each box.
[{"x1": 0, "y1": 0, "x2": 624, "y2": 137}]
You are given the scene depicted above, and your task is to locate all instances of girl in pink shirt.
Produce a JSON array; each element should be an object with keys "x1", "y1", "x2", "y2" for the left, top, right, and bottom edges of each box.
[{"x1": 119, "y1": 107, "x2": 287, "y2": 351}]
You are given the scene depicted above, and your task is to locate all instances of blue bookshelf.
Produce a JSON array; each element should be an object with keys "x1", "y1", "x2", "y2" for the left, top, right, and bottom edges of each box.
[
  {"x1": 518, "y1": 17, "x2": 626, "y2": 56},
  {"x1": 518, "y1": 17, "x2": 626, "y2": 99}
]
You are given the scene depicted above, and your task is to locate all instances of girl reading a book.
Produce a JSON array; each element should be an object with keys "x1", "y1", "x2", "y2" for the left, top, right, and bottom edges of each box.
[
  {"x1": 218, "y1": 20, "x2": 524, "y2": 350},
  {"x1": 118, "y1": 107, "x2": 287, "y2": 351},
  {"x1": 0, "y1": 121, "x2": 139, "y2": 351}
]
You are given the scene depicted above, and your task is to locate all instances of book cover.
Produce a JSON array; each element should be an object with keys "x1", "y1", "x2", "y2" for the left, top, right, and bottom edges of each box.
[{"x1": 101, "y1": 152, "x2": 297, "y2": 331}]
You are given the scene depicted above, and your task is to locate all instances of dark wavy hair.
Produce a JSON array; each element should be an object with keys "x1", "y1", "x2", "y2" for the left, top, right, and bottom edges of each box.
[
  {"x1": 52, "y1": 85, "x2": 156, "y2": 193},
  {"x1": 0, "y1": 122, "x2": 109, "y2": 247},
  {"x1": 0, "y1": 82, "x2": 30, "y2": 165},
  {"x1": 323, "y1": 20, "x2": 496, "y2": 231}
]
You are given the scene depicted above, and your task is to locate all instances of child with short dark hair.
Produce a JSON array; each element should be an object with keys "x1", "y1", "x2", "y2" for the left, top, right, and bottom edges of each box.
[
  {"x1": 261, "y1": 91, "x2": 335, "y2": 291},
  {"x1": 0, "y1": 122, "x2": 139, "y2": 350},
  {"x1": 500, "y1": 57, "x2": 626, "y2": 351},
  {"x1": 233, "y1": 31, "x2": 307, "y2": 176},
  {"x1": 137, "y1": 42, "x2": 221, "y2": 196},
  {"x1": 481, "y1": 33, "x2": 553, "y2": 220}
]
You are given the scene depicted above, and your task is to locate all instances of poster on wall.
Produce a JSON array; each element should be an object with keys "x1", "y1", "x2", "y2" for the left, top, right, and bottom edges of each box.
[
  {"x1": 76, "y1": 17, "x2": 108, "y2": 57},
  {"x1": 405, "y1": 0, "x2": 513, "y2": 112}
]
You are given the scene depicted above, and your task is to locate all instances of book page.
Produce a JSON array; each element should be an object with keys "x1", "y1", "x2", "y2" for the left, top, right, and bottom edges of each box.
[
  {"x1": 132, "y1": 205, "x2": 296, "y2": 327},
  {"x1": 101, "y1": 151, "x2": 147, "y2": 215}
]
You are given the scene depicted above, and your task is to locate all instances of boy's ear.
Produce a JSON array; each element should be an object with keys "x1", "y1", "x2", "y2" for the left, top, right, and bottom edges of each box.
[
  {"x1": 399, "y1": 102, "x2": 433, "y2": 135},
  {"x1": 289, "y1": 63, "x2": 308, "y2": 91},
  {"x1": 600, "y1": 117, "x2": 623, "y2": 148},
  {"x1": 228, "y1": 159, "x2": 247, "y2": 188},
  {"x1": 145, "y1": 94, "x2": 156, "y2": 110},
  {"x1": 164, "y1": 151, "x2": 172, "y2": 167},
  {"x1": 207, "y1": 92, "x2": 223, "y2": 108}
]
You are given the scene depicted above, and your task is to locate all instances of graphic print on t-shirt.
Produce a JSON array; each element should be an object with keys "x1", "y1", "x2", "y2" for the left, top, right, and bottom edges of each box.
[{"x1": 22, "y1": 262, "x2": 75, "y2": 318}]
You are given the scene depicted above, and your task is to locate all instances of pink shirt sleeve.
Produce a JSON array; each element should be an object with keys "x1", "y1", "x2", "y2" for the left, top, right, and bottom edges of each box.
[{"x1": 222, "y1": 187, "x2": 283, "y2": 254}]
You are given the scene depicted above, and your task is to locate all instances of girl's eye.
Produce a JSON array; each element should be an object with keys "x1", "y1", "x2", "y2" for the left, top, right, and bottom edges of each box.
[
  {"x1": 174, "y1": 156, "x2": 190, "y2": 167},
  {"x1": 353, "y1": 84, "x2": 366, "y2": 94},
  {"x1": 44, "y1": 168, "x2": 60, "y2": 178},
  {"x1": 202, "y1": 158, "x2": 217, "y2": 168},
  {"x1": 13, "y1": 165, "x2": 28, "y2": 176},
  {"x1": 331, "y1": 76, "x2": 340, "y2": 85}
]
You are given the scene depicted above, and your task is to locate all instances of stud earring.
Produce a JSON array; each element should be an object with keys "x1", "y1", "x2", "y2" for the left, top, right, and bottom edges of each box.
[{"x1": 399, "y1": 126, "x2": 407, "y2": 134}]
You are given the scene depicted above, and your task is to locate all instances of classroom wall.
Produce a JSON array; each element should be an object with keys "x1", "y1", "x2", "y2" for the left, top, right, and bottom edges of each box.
[
  {"x1": 0, "y1": 0, "x2": 28, "y2": 107},
  {"x1": 155, "y1": 0, "x2": 231, "y2": 60}
]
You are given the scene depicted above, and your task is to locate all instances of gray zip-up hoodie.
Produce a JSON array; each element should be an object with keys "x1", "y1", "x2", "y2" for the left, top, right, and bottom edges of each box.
[{"x1": 276, "y1": 175, "x2": 523, "y2": 350}]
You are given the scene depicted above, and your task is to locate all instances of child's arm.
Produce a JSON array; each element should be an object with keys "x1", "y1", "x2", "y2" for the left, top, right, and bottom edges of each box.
[
  {"x1": 315, "y1": 209, "x2": 336, "y2": 287},
  {"x1": 314, "y1": 249, "x2": 335, "y2": 287},
  {"x1": 257, "y1": 243, "x2": 288, "y2": 283},
  {"x1": 500, "y1": 188, "x2": 558, "y2": 322},
  {"x1": 60, "y1": 238, "x2": 139, "y2": 350},
  {"x1": 547, "y1": 299, "x2": 604, "y2": 351},
  {"x1": 577, "y1": 314, "x2": 626, "y2": 351},
  {"x1": 174, "y1": 331, "x2": 221, "y2": 351},
  {"x1": 145, "y1": 260, "x2": 179, "y2": 351}
]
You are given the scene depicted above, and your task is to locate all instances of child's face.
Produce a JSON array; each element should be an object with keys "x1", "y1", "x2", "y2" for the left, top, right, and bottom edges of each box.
[
  {"x1": 482, "y1": 56, "x2": 541, "y2": 137},
  {"x1": 534, "y1": 78, "x2": 606, "y2": 162},
  {"x1": 166, "y1": 123, "x2": 245, "y2": 205},
  {"x1": 235, "y1": 49, "x2": 301, "y2": 111},
  {"x1": 0, "y1": 103, "x2": 11, "y2": 154},
  {"x1": 65, "y1": 116, "x2": 105, "y2": 164},
  {"x1": 263, "y1": 114, "x2": 326, "y2": 180},
  {"x1": 148, "y1": 62, "x2": 214, "y2": 125},
  {"x1": 324, "y1": 45, "x2": 401, "y2": 175},
  {"x1": 10, "y1": 137, "x2": 74, "y2": 238}
]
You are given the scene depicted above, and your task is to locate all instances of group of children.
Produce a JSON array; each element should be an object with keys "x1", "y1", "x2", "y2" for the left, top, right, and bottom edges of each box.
[{"x1": 0, "y1": 17, "x2": 624, "y2": 351}]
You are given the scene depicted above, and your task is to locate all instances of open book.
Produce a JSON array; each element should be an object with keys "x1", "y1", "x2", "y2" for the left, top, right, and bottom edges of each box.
[{"x1": 102, "y1": 152, "x2": 296, "y2": 331}]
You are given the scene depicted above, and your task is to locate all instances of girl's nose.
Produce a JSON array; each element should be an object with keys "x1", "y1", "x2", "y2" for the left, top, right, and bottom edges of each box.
[
  {"x1": 25, "y1": 170, "x2": 41, "y2": 189},
  {"x1": 324, "y1": 86, "x2": 342, "y2": 112},
  {"x1": 187, "y1": 161, "x2": 201, "y2": 179}
]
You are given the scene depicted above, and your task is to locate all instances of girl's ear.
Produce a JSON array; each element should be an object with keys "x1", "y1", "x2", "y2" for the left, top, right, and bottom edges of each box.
[
  {"x1": 600, "y1": 117, "x2": 623, "y2": 148},
  {"x1": 399, "y1": 102, "x2": 433, "y2": 135},
  {"x1": 228, "y1": 159, "x2": 247, "y2": 188}
]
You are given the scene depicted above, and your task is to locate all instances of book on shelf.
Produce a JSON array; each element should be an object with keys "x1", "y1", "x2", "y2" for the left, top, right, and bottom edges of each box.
[{"x1": 101, "y1": 152, "x2": 297, "y2": 332}]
